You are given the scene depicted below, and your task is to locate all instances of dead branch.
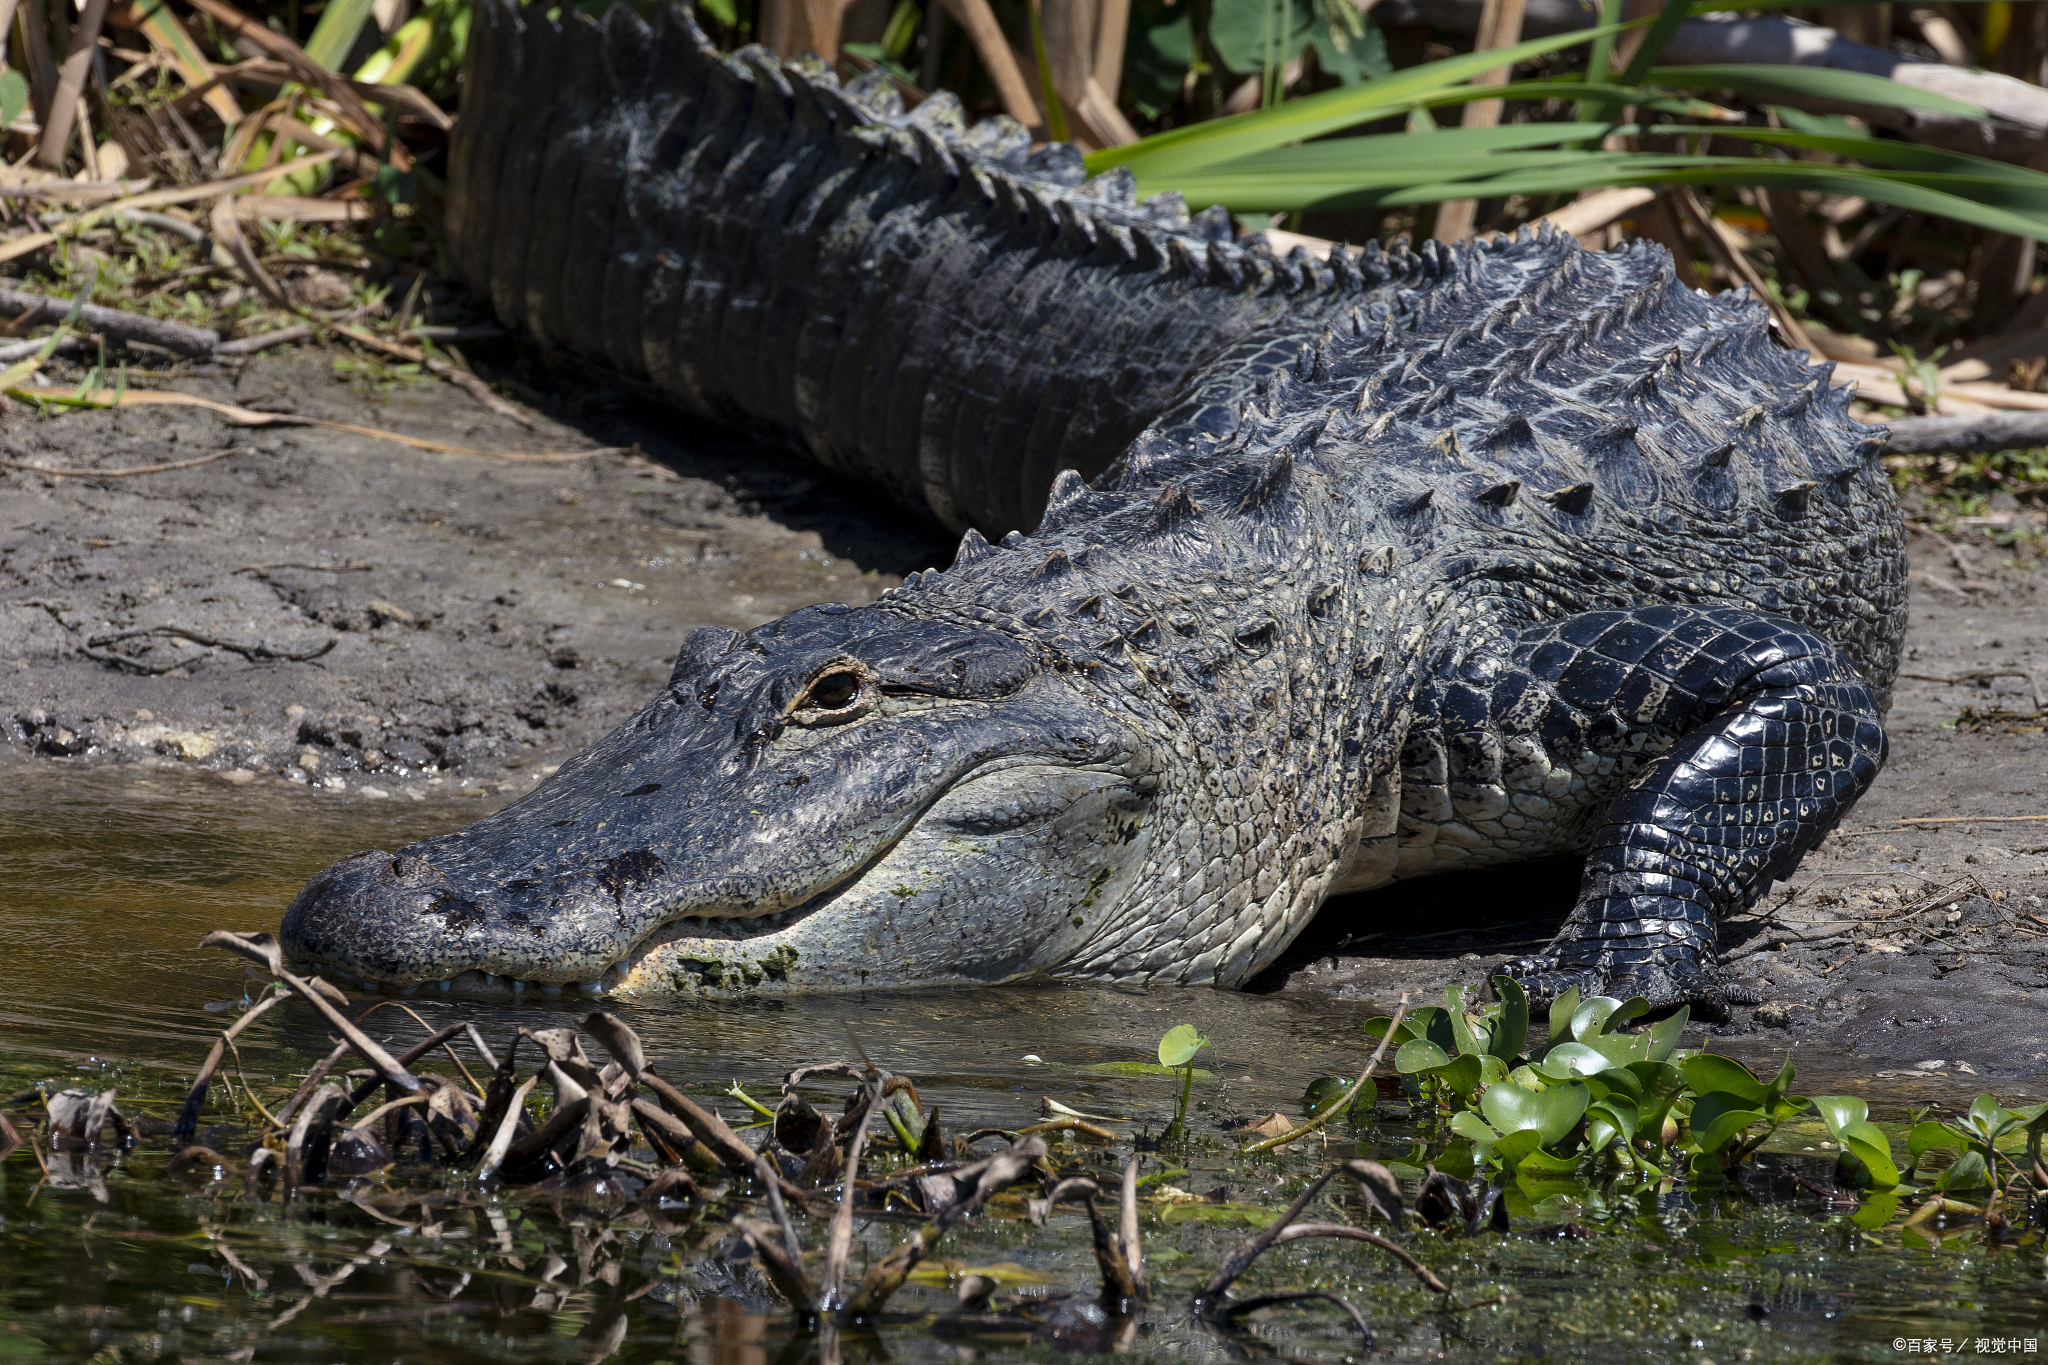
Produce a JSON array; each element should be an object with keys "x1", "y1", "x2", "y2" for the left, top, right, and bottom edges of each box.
[{"x1": 0, "y1": 284, "x2": 218, "y2": 354}]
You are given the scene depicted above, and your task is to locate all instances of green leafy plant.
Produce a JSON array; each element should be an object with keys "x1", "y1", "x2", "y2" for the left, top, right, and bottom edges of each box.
[
  {"x1": 1089, "y1": 3, "x2": 2048, "y2": 244},
  {"x1": 1903, "y1": 1095, "x2": 2048, "y2": 1193},
  {"x1": 1157, "y1": 1022, "x2": 1209, "y2": 1142}
]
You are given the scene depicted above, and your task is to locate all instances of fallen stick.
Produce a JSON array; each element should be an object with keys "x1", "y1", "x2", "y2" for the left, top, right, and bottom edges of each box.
[
  {"x1": 0, "y1": 285, "x2": 217, "y2": 354},
  {"x1": 1879, "y1": 411, "x2": 2048, "y2": 453},
  {"x1": 217, "y1": 325, "x2": 313, "y2": 355},
  {"x1": 209, "y1": 196, "x2": 291, "y2": 308},
  {"x1": 1246, "y1": 998, "x2": 1406, "y2": 1153},
  {"x1": 0, "y1": 448, "x2": 237, "y2": 478},
  {"x1": 0, "y1": 150, "x2": 341, "y2": 264},
  {"x1": 7, "y1": 382, "x2": 618, "y2": 463},
  {"x1": 335, "y1": 324, "x2": 535, "y2": 429},
  {"x1": 173, "y1": 986, "x2": 290, "y2": 1143},
  {"x1": 1538, "y1": 186, "x2": 1661, "y2": 241},
  {"x1": 198, "y1": 930, "x2": 422, "y2": 1094}
]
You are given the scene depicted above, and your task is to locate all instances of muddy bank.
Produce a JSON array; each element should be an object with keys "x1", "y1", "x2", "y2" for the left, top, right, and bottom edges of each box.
[{"x1": 0, "y1": 345, "x2": 950, "y2": 790}]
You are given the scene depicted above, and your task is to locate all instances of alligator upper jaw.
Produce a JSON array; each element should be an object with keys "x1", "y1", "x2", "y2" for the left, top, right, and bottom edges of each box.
[{"x1": 281, "y1": 749, "x2": 1157, "y2": 998}]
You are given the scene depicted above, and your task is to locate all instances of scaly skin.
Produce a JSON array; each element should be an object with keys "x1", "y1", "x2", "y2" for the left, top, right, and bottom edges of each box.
[{"x1": 278, "y1": 3, "x2": 1906, "y2": 1011}]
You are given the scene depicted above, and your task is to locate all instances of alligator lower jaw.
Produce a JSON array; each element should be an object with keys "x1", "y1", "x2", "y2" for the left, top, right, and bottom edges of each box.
[{"x1": 297, "y1": 906, "x2": 814, "y2": 1000}]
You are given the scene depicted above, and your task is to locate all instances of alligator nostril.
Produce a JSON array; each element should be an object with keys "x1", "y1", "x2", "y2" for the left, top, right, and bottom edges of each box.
[{"x1": 388, "y1": 856, "x2": 436, "y2": 888}]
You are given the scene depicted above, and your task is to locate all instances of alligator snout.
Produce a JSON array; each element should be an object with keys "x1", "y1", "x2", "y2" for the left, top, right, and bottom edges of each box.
[{"x1": 282, "y1": 849, "x2": 476, "y2": 984}]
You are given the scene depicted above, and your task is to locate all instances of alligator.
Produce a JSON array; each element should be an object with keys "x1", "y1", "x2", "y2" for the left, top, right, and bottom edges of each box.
[{"x1": 279, "y1": 0, "x2": 1906, "y2": 1011}]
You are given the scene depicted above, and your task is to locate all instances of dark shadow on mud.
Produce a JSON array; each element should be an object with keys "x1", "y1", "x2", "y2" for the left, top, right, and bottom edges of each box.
[
  {"x1": 466, "y1": 344, "x2": 956, "y2": 578},
  {"x1": 1244, "y1": 856, "x2": 1585, "y2": 993}
]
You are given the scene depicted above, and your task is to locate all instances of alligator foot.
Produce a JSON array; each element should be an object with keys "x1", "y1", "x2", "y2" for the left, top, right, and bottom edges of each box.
[{"x1": 1498, "y1": 939, "x2": 1760, "y2": 1022}]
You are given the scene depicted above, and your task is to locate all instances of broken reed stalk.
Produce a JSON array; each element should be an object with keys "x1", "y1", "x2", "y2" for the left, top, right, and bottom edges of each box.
[
  {"x1": 199, "y1": 931, "x2": 421, "y2": 1093},
  {"x1": 822, "y1": 1083, "x2": 886, "y2": 1308},
  {"x1": 841, "y1": 1137, "x2": 1049, "y2": 1318},
  {"x1": 472, "y1": 1075, "x2": 537, "y2": 1181},
  {"x1": 173, "y1": 984, "x2": 289, "y2": 1143},
  {"x1": 0, "y1": 285, "x2": 218, "y2": 355},
  {"x1": 1118, "y1": 1152, "x2": 1145, "y2": 1298},
  {"x1": 36, "y1": 0, "x2": 110, "y2": 171},
  {"x1": 1263, "y1": 1224, "x2": 1450, "y2": 1295},
  {"x1": 1213, "y1": 1290, "x2": 1373, "y2": 1341},
  {"x1": 1247, "y1": 998, "x2": 1406, "y2": 1153},
  {"x1": 1200, "y1": 1158, "x2": 1445, "y2": 1301}
]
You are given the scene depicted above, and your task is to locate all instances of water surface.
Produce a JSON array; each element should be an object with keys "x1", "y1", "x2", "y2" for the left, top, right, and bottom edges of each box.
[{"x1": 3, "y1": 756, "x2": 2044, "y2": 1362}]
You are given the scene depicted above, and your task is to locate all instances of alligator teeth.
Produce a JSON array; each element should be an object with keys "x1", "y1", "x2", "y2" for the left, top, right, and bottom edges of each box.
[
  {"x1": 580, "y1": 981, "x2": 602, "y2": 994},
  {"x1": 513, "y1": 979, "x2": 526, "y2": 993},
  {"x1": 542, "y1": 984, "x2": 563, "y2": 995}
]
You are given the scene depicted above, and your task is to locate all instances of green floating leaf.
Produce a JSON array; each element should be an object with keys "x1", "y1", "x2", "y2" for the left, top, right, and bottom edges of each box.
[
  {"x1": 1810, "y1": 1095, "x2": 1869, "y2": 1135},
  {"x1": 1851, "y1": 1189, "x2": 1901, "y2": 1231},
  {"x1": 1396, "y1": 1038, "x2": 1452, "y2": 1075},
  {"x1": 1839, "y1": 1121, "x2": 1901, "y2": 1188},
  {"x1": 1682, "y1": 1055, "x2": 1767, "y2": 1106},
  {"x1": 1482, "y1": 1079, "x2": 1589, "y2": 1146},
  {"x1": 1909, "y1": 1120, "x2": 1963, "y2": 1160},
  {"x1": 1531, "y1": 1042, "x2": 1611, "y2": 1081},
  {"x1": 1433, "y1": 1052, "x2": 1484, "y2": 1095},
  {"x1": 1689, "y1": 1093, "x2": 1765, "y2": 1156},
  {"x1": 1938, "y1": 1150, "x2": 1992, "y2": 1192},
  {"x1": 1082, "y1": 1061, "x2": 1215, "y2": 1079},
  {"x1": 1450, "y1": 1109, "x2": 1500, "y2": 1145},
  {"x1": 1586, "y1": 1096, "x2": 1639, "y2": 1154},
  {"x1": 1643, "y1": 1006, "x2": 1688, "y2": 1063},
  {"x1": 1301, "y1": 1076, "x2": 1354, "y2": 1118},
  {"x1": 1545, "y1": 986, "x2": 1581, "y2": 1047},
  {"x1": 1490, "y1": 977, "x2": 1530, "y2": 1062},
  {"x1": 1492, "y1": 1128, "x2": 1545, "y2": 1170},
  {"x1": 1158, "y1": 1024, "x2": 1209, "y2": 1068}
]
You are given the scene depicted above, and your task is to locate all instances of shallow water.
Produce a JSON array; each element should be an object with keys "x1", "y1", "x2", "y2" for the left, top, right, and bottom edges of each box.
[{"x1": 4, "y1": 756, "x2": 2047, "y2": 1363}]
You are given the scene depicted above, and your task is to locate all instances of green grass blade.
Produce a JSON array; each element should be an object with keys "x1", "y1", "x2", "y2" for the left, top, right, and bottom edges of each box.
[
  {"x1": 1575, "y1": 0, "x2": 1625, "y2": 122},
  {"x1": 1650, "y1": 63, "x2": 1987, "y2": 119},
  {"x1": 1085, "y1": 16, "x2": 1637, "y2": 178},
  {"x1": 303, "y1": 0, "x2": 378, "y2": 71},
  {"x1": 1617, "y1": 0, "x2": 1702, "y2": 87}
]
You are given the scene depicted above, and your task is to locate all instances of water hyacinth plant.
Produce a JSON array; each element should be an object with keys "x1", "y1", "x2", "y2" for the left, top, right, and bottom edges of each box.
[{"x1": 1340, "y1": 980, "x2": 2048, "y2": 1241}]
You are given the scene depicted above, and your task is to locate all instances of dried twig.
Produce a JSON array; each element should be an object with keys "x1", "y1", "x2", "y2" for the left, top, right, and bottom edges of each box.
[
  {"x1": 36, "y1": 0, "x2": 110, "y2": 170},
  {"x1": 0, "y1": 285, "x2": 217, "y2": 354},
  {"x1": 822, "y1": 1083, "x2": 885, "y2": 1308},
  {"x1": 198, "y1": 931, "x2": 421, "y2": 1093},
  {"x1": 842, "y1": 1137, "x2": 1047, "y2": 1317},
  {"x1": 174, "y1": 986, "x2": 290, "y2": 1143},
  {"x1": 178, "y1": 0, "x2": 393, "y2": 159},
  {"x1": 1246, "y1": 998, "x2": 1406, "y2": 1153},
  {"x1": 336, "y1": 324, "x2": 536, "y2": 428}
]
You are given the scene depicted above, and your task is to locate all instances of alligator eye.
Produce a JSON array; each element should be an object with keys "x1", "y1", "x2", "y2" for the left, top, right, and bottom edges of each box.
[{"x1": 803, "y1": 669, "x2": 865, "y2": 713}]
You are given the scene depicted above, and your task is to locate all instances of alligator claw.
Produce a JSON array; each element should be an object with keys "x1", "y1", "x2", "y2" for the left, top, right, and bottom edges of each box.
[{"x1": 1497, "y1": 945, "x2": 1758, "y2": 1023}]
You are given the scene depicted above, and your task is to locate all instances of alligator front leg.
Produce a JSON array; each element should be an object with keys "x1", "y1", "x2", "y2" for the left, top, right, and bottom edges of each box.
[{"x1": 1470, "y1": 608, "x2": 1888, "y2": 1016}]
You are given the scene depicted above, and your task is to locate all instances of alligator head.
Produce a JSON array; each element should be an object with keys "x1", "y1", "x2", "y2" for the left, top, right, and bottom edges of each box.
[{"x1": 280, "y1": 603, "x2": 1164, "y2": 996}]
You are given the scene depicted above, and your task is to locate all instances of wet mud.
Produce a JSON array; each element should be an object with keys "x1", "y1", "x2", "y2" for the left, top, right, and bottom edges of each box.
[
  {"x1": 3, "y1": 344, "x2": 2043, "y2": 1066},
  {"x1": 0, "y1": 346, "x2": 949, "y2": 789}
]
